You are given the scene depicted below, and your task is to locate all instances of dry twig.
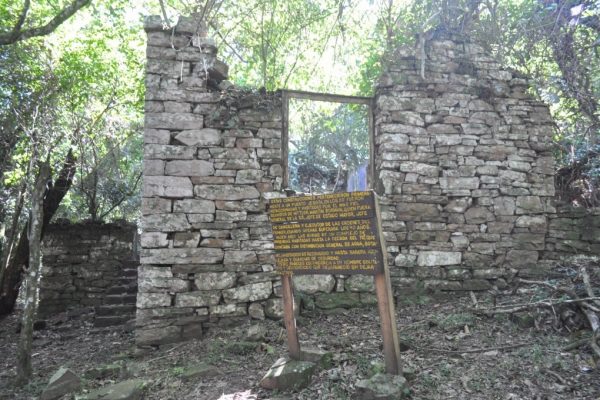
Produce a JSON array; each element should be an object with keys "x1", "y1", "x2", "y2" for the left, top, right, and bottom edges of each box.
[
  {"x1": 581, "y1": 267, "x2": 600, "y2": 308},
  {"x1": 414, "y1": 342, "x2": 533, "y2": 355},
  {"x1": 474, "y1": 297, "x2": 600, "y2": 315}
]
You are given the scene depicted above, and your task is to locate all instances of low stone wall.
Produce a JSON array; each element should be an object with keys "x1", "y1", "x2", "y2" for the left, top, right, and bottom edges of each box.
[
  {"x1": 544, "y1": 205, "x2": 600, "y2": 261},
  {"x1": 39, "y1": 222, "x2": 138, "y2": 327}
]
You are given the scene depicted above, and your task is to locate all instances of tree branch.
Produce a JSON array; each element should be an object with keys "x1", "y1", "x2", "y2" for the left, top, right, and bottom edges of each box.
[
  {"x1": 9, "y1": 0, "x2": 31, "y2": 41},
  {"x1": 0, "y1": 0, "x2": 91, "y2": 46}
]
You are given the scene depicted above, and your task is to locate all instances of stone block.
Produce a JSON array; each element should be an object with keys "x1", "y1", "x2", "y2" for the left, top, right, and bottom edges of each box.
[
  {"x1": 174, "y1": 129, "x2": 221, "y2": 146},
  {"x1": 142, "y1": 198, "x2": 172, "y2": 215},
  {"x1": 136, "y1": 326, "x2": 181, "y2": 346},
  {"x1": 493, "y1": 196, "x2": 516, "y2": 215},
  {"x1": 417, "y1": 251, "x2": 461, "y2": 266},
  {"x1": 257, "y1": 128, "x2": 280, "y2": 138},
  {"x1": 146, "y1": 113, "x2": 204, "y2": 130},
  {"x1": 173, "y1": 199, "x2": 215, "y2": 213},
  {"x1": 176, "y1": 291, "x2": 221, "y2": 307},
  {"x1": 505, "y1": 250, "x2": 538, "y2": 267},
  {"x1": 144, "y1": 129, "x2": 170, "y2": 145},
  {"x1": 187, "y1": 214, "x2": 215, "y2": 225},
  {"x1": 137, "y1": 293, "x2": 171, "y2": 308},
  {"x1": 390, "y1": 111, "x2": 424, "y2": 126},
  {"x1": 216, "y1": 210, "x2": 247, "y2": 221},
  {"x1": 141, "y1": 232, "x2": 169, "y2": 248},
  {"x1": 210, "y1": 303, "x2": 247, "y2": 316},
  {"x1": 355, "y1": 373, "x2": 409, "y2": 400},
  {"x1": 236, "y1": 169, "x2": 264, "y2": 184},
  {"x1": 434, "y1": 134, "x2": 463, "y2": 146},
  {"x1": 260, "y1": 358, "x2": 316, "y2": 391},
  {"x1": 515, "y1": 215, "x2": 547, "y2": 232},
  {"x1": 345, "y1": 275, "x2": 375, "y2": 292},
  {"x1": 141, "y1": 213, "x2": 190, "y2": 232},
  {"x1": 265, "y1": 298, "x2": 284, "y2": 319},
  {"x1": 40, "y1": 367, "x2": 81, "y2": 400},
  {"x1": 138, "y1": 265, "x2": 173, "y2": 279},
  {"x1": 465, "y1": 207, "x2": 495, "y2": 224},
  {"x1": 445, "y1": 198, "x2": 471, "y2": 213},
  {"x1": 143, "y1": 176, "x2": 193, "y2": 197},
  {"x1": 143, "y1": 160, "x2": 165, "y2": 175},
  {"x1": 377, "y1": 133, "x2": 410, "y2": 148},
  {"x1": 511, "y1": 233, "x2": 545, "y2": 250},
  {"x1": 249, "y1": 302, "x2": 265, "y2": 319},
  {"x1": 315, "y1": 292, "x2": 361, "y2": 309},
  {"x1": 224, "y1": 250, "x2": 258, "y2": 265},
  {"x1": 396, "y1": 203, "x2": 440, "y2": 220},
  {"x1": 236, "y1": 138, "x2": 263, "y2": 148},
  {"x1": 439, "y1": 177, "x2": 480, "y2": 190},
  {"x1": 516, "y1": 196, "x2": 544, "y2": 214},
  {"x1": 144, "y1": 144, "x2": 195, "y2": 160},
  {"x1": 140, "y1": 248, "x2": 224, "y2": 264},
  {"x1": 83, "y1": 379, "x2": 147, "y2": 400},
  {"x1": 399, "y1": 162, "x2": 439, "y2": 177},
  {"x1": 163, "y1": 101, "x2": 193, "y2": 113},
  {"x1": 138, "y1": 277, "x2": 189, "y2": 293},
  {"x1": 394, "y1": 253, "x2": 416, "y2": 267},
  {"x1": 293, "y1": 275, "x2": 336, "y2": 294},
  {"x1": 194, "y1": 184, "x2": 260, "y2": 200},
  {"x1": 165, "y1": 160, "x2": 214, "y2": 176},
  {"x1": 222, "y1": 281, "x2": 272, "y2": 302},
  {"x1": 173, "y1": 232, "x2": 201, "y2": 247},
  {"x1": 194, "y1": 272, "x2": 236, "y2": 290}
]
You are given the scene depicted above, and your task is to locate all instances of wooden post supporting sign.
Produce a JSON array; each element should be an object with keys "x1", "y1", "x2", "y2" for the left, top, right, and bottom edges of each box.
[{"x1": 269, "y1": 191, "x2": 401, "y2": 374}]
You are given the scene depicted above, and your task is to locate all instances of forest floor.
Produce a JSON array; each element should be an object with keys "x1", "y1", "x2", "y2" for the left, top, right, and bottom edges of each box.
[{"x1": 1, "y1": 290, "x2": 599, "y2": 400}]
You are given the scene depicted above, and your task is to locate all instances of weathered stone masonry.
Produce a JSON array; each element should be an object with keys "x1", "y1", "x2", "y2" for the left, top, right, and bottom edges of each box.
[
  {"x1": 138, "y1": 16, "x2": 377, "y2": 346},
  {"x1": 139, "y1": 16, "x2": 283, "y2": 346},
  {"x1": 39, "y1": 222, "x2": 137, "y2": 327},
  {"x1": 138, "y1": 16, "x2": 598, "y2": 346},
  {"x1": 544, "y1": 205, "x2": 600, "y2": 260},
  {"x1": 375, "y1": 33, "x2": 556, "y2": 292}
]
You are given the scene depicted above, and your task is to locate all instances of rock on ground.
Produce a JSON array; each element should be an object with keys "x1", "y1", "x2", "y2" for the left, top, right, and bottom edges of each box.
[
  {"x1": 83, "y1": 379, "x2": 147, "y2": 400},
  {"x1": 354, "y1": 373, "x2": 409, "y2": 400},
  {"x1": 40, "y1": 367, "x2": 81, "y2": 400},
  {"x1": 259, "y1": 357, "x2": 316, "y2": 391}
]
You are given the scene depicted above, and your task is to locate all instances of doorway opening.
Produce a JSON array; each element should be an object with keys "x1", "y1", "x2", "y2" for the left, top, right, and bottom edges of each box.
[{"x1": 281, "y1": 90, "x2": 373, "y2": 194}]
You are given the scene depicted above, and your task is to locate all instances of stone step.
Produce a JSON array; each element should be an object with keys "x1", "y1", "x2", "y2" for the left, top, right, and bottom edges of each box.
[
  {"x1": 93, "y1": 315, "x2": 135, "y2": 328},
  {"x1": 96, "y1": 304, "x2": 137, "y2": 317},
  {"x1": 122, "y1": 268, "x2": 138, "y2": 277},
  {"x1": 108, "y1": 277, "x2": 138, "y2": 286},
  {"x1": 106, "y1": 285, "x2": 137, "y2": 295},
  {"x1": 104, "y1": 294, "x2": 137, "y2": 305}
]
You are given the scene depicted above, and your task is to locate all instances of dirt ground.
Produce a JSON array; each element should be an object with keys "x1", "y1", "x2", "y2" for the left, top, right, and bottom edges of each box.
[{"x1": 1, "y1": 290, "x2": 599, "y2": 400}]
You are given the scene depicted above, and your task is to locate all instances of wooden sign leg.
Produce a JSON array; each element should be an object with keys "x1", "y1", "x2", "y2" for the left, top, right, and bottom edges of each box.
[
  {"x1": 281, "y1": 274, "x2": 301, "y2": 359},
  {"x1": 374, "y1": 269, "x2": 401, "y2": 375}
]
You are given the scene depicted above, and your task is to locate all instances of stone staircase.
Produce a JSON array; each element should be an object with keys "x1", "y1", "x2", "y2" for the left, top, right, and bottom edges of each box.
[{"x1": 93, "y1": 259, "x2": 138, "y2": 328}]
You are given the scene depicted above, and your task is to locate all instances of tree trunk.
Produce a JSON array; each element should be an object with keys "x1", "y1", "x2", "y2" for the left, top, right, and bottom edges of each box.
[
  {"x1": 0, "y1": 177, "x2": 28, "y2": 288},
  {"x1": 0, "y1": 150, "x2": 76, "y2": 317},
  {"x1": 15, "y1": 162, "x2": 50, "y2": 386}
]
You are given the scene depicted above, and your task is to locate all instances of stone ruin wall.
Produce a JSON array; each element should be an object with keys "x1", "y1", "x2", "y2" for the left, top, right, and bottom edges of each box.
[
  {"x1": 374, "y1": 34, "x2": 557, "y2": 292},
  {"x1": 39, "y1": 222, "x2": 138, "y2": 327},
  {"x1": 138, "y1": 16, "x2": 377, "y2": 346},
  {"x1": 545, "y1": 205, "x2": 600, "y2": 261},
  {"x1": 138, "y1": 16, "x2": 599, "y2": 346}
]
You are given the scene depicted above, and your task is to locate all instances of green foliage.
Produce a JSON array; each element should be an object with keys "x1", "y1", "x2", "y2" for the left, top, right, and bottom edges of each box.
[
  {"x1": 0, "y1": 0, "x2": 145, "y2": 225},
  {"x1": 288, "y1": 100, "x2": 369, "y2": 194}
]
